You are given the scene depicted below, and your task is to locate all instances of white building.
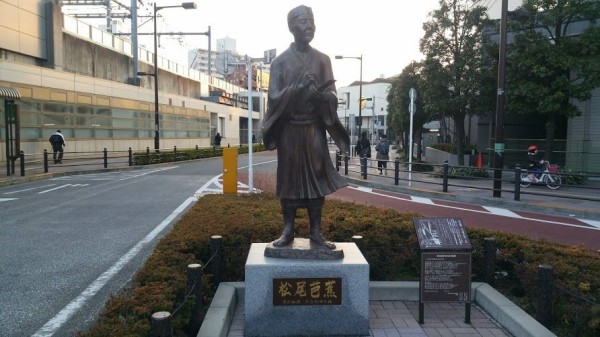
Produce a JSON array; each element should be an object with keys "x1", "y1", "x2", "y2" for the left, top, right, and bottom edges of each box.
[{"x1": 337, "y1": 80, "x2": 391, "y2": 143}]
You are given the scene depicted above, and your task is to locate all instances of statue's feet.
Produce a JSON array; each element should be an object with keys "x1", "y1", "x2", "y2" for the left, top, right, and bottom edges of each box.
[
  {"x1": 273, "y1": 233, "x2": 294, "y2": 247},
  {"x1": 310, "y1": 233, "x2": 336, "y2": 250}
]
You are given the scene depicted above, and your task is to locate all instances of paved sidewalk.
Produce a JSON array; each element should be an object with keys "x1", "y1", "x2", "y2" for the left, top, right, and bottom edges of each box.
[
  {"x1": 199, "y1": 282, "x2": 555, "y2": 337},
  {"x1": 226, "y1": 301, "x2": 512, "y2": 337}
]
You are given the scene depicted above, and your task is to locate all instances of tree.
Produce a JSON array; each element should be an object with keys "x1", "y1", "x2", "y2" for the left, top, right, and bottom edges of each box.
[
  {"x1": 506, "y1": 0, "x2": 600, "y2": 162},
  {"x1": 387, "y1": 62, "x2": 431, "y2": 160},
  {"x1": 419, "y1": 0, "x2": 495, "y2": 165}
]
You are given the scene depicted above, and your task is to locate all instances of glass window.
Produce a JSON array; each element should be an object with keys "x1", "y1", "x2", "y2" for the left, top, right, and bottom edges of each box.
[
  {"x1": 96, "y1": 108, "x2": 111, "y2": 116},
  {"x1": 20, "y1": 101, "x2": 42, "y2": 112},
  {"x1": 19, "y1": 111, "x2": 40, "y2": 125},
  {"x1": 43, "y1": 103, "x2": 72, "y2": 114},
  {"x1": 94, "y1": 129, "x2": 112, "y2": 138},
  {"x1": 42, "y1": 114, "x2": 71, "y2": 126},
  {"x1": 77, "y1": 106, "x2": 94, "y2": 115},
  {"x1": 20, "y1": 127, "x2": 41, "y2": 140},
  {"x1": 113, "y1": 118, "x2": 137, "y2": 129},
  {"x1": 113, "y1": 109, "x2": 137, "y2": 118},
  {"x1": 92, "y1": 117, "x2": 112, "y2": 127},
  {"x1": 75, "y1": 129, "x2": 93, "y2": 138},
  {"x1": 113, "y1": 130, "x2": 137, "y2": 138}
]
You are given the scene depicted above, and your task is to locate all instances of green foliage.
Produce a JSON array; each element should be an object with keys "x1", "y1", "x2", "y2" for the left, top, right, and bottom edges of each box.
[
  {"x1": 132, "y1": 144, "x2": 266, "y2": 165},
  {"x1": 559, "y1": 167, "x2": 588, "y2": 185},
  {"x1": 448, "y1": 166, "x2": 490, "y2": 178},
  {"x1": 429, "y1": 143, "x2": 476, "y2": 154},
  {"x1": 419, "y1": 0, "x2": 496, "y2": 164},
  {"x1": 80, "y1": 193, "x2": 599, "y2": 337}
]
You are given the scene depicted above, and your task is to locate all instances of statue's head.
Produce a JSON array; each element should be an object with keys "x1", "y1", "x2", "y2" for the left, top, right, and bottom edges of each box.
[{"x1": 287, "y1": 5, "x2": 315, "y2": 44}]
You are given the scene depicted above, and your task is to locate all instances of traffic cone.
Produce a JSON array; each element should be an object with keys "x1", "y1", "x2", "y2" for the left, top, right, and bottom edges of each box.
[{"x1": 475, "y1": 152, "x2": 483, "y2": 168}]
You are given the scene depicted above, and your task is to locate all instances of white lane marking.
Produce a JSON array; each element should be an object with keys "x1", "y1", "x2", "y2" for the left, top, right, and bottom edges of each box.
[
  {"x1": 0, "y1": 198, "x2": 18, "y2": 202},
  {"x1": 580, "y1": 219, "x2": 600, "y2": 229},
  {"x1": 32, "y1": 196, "x2": 197, "y2": 337},
  {"x1": 482, "y1": 206, "x2": 522, "y2": 218},
  {"x1": 357, "y1": 186, "x2": 372, "y2": 193},
  {"x1": 3, "y1": 184, "x2": 57, "y2": 195},
  {"x1": 348, "y1": 186, "x2": 599, "y2": 231},
  {"x1": 411, "y1": 196, "x2": 435, "y2": 204},
  {"x1": 38, "y1": 184, "x2": 72, "y2": 194}
]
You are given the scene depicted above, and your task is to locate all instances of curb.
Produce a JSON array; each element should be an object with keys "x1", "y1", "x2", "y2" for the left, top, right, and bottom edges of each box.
[{"x1": 198, "y1": 281, "x2": 555, "y2": 337}]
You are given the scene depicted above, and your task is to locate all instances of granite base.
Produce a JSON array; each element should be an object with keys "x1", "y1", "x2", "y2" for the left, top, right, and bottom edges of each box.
[{"x1": 244, "y1": 242, "x2": 369, "y2": 337}]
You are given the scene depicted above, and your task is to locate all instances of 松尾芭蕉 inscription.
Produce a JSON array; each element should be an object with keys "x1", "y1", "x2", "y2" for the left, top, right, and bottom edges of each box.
[
  {"x1": 273, "y1": 278, "x2": 342, "y2": 305},
  {"x1": 421, "y1": 252, "x2": 471, "y2": 302}
]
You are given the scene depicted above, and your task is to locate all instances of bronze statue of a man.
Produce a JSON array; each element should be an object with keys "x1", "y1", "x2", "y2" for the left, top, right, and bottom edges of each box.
[{"x1": 262, "y1": 5, "x2": 350, "y2": 250}]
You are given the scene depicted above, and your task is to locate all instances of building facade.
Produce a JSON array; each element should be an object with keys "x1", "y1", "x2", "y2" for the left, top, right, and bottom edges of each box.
[{"x1": 1, "y1": 0, "x2": 260, "y2": 165}]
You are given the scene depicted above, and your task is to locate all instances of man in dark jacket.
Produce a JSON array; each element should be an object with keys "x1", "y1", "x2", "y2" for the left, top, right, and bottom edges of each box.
[
  {"x1": 49, "y1": 130, "x2": 65, "y2": 164},
  {"x1": 262, "y1": 5, "x2": 349, "y2": 250}
]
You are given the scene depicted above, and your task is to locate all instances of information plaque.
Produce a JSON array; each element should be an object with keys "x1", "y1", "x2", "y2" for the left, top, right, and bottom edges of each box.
[{"x1": 413, "y1": 217, "x2": 472, "y2": 324}]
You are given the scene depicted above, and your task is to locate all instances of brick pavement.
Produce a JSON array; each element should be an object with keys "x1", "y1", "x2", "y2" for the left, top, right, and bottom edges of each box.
[{"x1": 225, "y1": 300, "x2": 511, "y2": 337}]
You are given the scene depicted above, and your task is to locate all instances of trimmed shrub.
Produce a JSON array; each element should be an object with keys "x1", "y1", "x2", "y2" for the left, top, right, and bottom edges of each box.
[{"x1": 79, "y1": 194, "x2": 599, "y2": 337}]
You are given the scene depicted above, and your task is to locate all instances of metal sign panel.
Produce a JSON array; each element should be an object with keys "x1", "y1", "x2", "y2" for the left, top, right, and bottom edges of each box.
[
  {"x1": 420, "y1": 252, "x2": 471, "y2": 302},
  {"x1": 413, "y1": 218, "x2": 472, "y2": 250}
]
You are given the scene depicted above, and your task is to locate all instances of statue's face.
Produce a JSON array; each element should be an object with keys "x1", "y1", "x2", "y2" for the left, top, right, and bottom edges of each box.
[{"x1": 289, "y1": 13, "x2": 315, "y2": 44}]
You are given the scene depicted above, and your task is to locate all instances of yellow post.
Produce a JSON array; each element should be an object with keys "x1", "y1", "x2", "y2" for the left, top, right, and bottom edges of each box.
[{"x1": 222, "y1": 147, "x2": 238, "y2": 194}]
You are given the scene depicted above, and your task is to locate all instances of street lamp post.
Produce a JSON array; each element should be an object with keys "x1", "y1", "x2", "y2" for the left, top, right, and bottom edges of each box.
[
  {"x1": 139, "y1": 2, "x2": 196, "y2": 151},
  {"x1": 493, "y1": 0, "x2": 508, "y2": 197},
  {"x1": 335, "y1": 55, "x2": 363, "y2": 137}
]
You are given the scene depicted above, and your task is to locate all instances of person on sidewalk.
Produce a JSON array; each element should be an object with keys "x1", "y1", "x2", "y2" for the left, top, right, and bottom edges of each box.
[
  {"x1": 214, "y1": 132, "x2": 222, "y2": 146},
  {"x1": 49, "y1": 130, "x2": 66, "y2": 164},
  {"x1": 262, "y1": 5, "x2": 350, "y2": 250},
  {"x1": 355, "y1": 131, "x2": 371, "y2": 158},
  {"x1": 375, "y1": 134, "x2": 390, "y2": 175}
]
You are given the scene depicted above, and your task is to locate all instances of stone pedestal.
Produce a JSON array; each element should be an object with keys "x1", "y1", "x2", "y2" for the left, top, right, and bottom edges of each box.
[{"x1": 244, "y1": 242, "x2": 369, "y2": 337}]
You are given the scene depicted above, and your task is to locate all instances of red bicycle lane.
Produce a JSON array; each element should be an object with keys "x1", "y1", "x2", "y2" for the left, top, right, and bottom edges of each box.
[{"x1": 329, "y1": 185, "x2": 600, "y2": 251}]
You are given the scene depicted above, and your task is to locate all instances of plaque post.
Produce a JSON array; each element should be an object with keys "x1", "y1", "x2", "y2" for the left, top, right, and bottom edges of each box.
[{"x1": 413, "y1": 217, "x2": 473, "y2": 324}]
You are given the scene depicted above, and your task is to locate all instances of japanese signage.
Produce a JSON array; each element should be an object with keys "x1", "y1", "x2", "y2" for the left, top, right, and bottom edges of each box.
[
  {"x1": 273, "y1": 278, "x2": 342, "y2": 306},
  {"x1": 420, "y1": 252, "x2": 471, "y2": 302},
  {"x1": 413, "y1": 218, "x2": 471, "y2": 250}
]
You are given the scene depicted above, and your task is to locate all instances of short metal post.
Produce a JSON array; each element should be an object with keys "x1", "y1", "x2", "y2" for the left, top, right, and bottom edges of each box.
[
  {"x1": 103, "y1": 148, "x2": 108, "y2": 168},
  {"x1": 443, "y1": 160, "x2": 449, "y2": 192},
  {"x1": 537, "y1": 264, "x2": 554, "y2": 328},
  {"x1": 150, "y1": 311, "x2": 172, "y2": 337},
  {"x1": 20, "y1": 151, "x2": 25, "y2": 176},
  {"x1": 210, "y1": 235, "x2": 223, "y2": 285},
  {"x1": 514, "y1": 165, "x2": 521, "y2": 201},
  {"x1": 173, "y1": 146, "x2": 177, "y2": 162},
  {"x1": 351, "y1": 235, "x2": 363, "y2": 250},
  {"x1": 344, "y1": 153, "x2": 349, "y2": 175},
  {"x1": 128, "y1": 147, "x2": 133, "y2": 166},
  {"x1": 187, "y1": 263, "x2": 203, "y2": 334},
  {"x1": 335, "y1": 151, "x2": 340, "y2": 171},
  {"x1": 361, "y1": 155, "x2": 367, "y2": 179},
  {"x1": 146, "y1": 147, "x2": 150, "y2": 164},
  {"x1": 43, "y1": 149, "x2": 49, "y2": 173},
  {"x1": 483, "y1": 238, "x2": 496, "y2": 286},
  {"x1": 394, "y1": 157, "x2": 400, "y2": 185}
]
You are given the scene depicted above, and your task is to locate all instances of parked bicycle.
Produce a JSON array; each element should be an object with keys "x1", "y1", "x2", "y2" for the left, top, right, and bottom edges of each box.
[{"x1": 520, "y1": 161, "x2": 561, "y2": 190}]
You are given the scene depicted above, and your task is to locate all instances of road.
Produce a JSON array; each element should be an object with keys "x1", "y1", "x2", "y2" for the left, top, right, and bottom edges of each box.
[
  {"x1": 1, "y1": 150, "x2": 598, "y2": 336},
  {"x1": 0, "y1": 160, "x2": 228, "y2": 337}
]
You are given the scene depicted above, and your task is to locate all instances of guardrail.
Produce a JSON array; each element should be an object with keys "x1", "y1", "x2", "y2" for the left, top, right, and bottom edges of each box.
[
  {"x1": 334, "y1": 152, "x2": 600, "y2": 204},
  {"x1": 4, "y1": 144, "x2": 264, "y2": 177}
]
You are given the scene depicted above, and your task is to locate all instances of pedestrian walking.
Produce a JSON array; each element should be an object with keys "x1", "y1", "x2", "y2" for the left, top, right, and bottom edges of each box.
[
  {"x1": 49, "y1": 130, "x2": 66, "y2": 164},
  {"x1": 214, "y1": 132, "x2": 222, "y2": 146},
  {"x1": 375, "y1": 134, "x2": 390, "y2": 175}
]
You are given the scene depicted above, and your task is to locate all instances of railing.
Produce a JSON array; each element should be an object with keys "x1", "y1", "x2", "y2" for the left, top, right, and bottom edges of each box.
[
  {"x1": 149, "y1": 235, "x2": 223, "y2": 337},
  {"x1": 334, "y1": 152, "x2": 600, "y2": 205},
  {"x1": 4, "y1": 143, "x2": 264, "y2": 177}
]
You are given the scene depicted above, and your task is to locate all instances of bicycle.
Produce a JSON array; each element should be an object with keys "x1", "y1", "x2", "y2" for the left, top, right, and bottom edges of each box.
[{"x1": 520, "y1": 161, "x2": 561, "y2": 190}]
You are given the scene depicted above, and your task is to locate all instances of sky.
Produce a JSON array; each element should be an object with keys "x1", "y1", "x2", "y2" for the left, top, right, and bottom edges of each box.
[
  {"x1": 70, "y1": 0, "x2": 520, "y2": 88},
  {"x1": 137, "y1": 0, "x2": 443, "y2": 87}
]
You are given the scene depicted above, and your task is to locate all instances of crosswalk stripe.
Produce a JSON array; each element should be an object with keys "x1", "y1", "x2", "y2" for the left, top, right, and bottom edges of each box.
[
  {"x1": 579, "y1": 219, "x2": 600, "y2": 229},
  {"x1": 410, "y1": 196, "x2": 435, "y2": 204},
  {"x1": 483, "y1": 206, "x2": 522, "y2": 218}
]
